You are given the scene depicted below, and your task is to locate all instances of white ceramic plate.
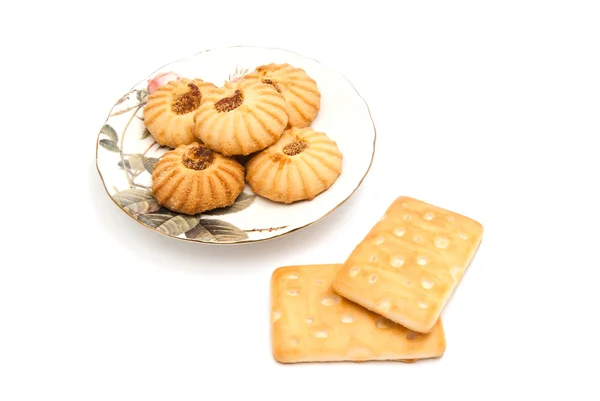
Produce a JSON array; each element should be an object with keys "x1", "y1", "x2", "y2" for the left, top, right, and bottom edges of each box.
[{"x1": 96, "y1": 46, "x2": 376, "y2": 244}]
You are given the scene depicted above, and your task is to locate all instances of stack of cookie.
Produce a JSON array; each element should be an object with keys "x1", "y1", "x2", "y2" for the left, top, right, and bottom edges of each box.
[
  {"x1": 270, "y1": 196, "x2": 484, "y2": 364},
  {"x1": 142, "y1": 63, "x2": 344, "y2": 215}
]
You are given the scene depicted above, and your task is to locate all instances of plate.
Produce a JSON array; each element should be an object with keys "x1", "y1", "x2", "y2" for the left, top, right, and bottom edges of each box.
[{"x1": 95, "y1": 46, "x2": 376, "y2": 244}]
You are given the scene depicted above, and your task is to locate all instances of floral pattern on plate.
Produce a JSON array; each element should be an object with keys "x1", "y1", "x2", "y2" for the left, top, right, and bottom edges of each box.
[{"x1": 96, "y1": 46, "x2": 376, "y2": 244}]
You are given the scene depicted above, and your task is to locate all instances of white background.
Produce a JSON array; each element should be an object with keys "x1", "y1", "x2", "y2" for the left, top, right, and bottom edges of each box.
[{"x1": 1, "y1": 1, "x2": 599, "y2": 400}]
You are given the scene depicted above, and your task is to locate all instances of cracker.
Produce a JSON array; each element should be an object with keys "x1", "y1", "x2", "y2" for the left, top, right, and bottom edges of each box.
[
  {"x1": 331, "y1": 196, "x2": 483, "y2": 333},
  {"x1": 270, "y1": 264, "x2": 446, "y2": 364}
]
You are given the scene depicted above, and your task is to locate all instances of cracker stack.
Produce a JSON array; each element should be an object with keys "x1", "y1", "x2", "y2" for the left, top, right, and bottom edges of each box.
[{"x1": 270, "y1": 196, "x2": 484, "y2": 363}]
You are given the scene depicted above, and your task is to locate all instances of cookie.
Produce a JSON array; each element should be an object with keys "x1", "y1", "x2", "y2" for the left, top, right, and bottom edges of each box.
[
  {"x1": 245, "y1": 63, "x2": 321, "y2": 128},
  {"x1": 194, "y1": 78, "x2": 288, "y2": 156},
  {"x1": 151, "y1": 142, "x2": 245, "y2": 215},
  {"x1": 143, "y1": 78, "x2": 217, "y2": 148},
  {"x1": 331, "y1": 196, "x2": 484, "y2": 333},
  {"x1": 245, "y1": 127, "x2": 343, "y2": 203},
  {"x1": 271, "y1": 264, "x2": 447, "y2": 364}
]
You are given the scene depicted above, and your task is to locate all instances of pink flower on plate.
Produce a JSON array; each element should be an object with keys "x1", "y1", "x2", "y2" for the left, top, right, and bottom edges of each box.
[{"x1": 147, "y1": 72, "x2": 181, "y2": 94}]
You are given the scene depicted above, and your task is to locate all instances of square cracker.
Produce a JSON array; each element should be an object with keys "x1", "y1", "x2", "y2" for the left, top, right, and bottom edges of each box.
[
  {"x1": 331, "y1": 196, "x2": 483, "y2": 334},
  {"x1": 270, "y1": 264, "x2": 446, "y2": 364}
]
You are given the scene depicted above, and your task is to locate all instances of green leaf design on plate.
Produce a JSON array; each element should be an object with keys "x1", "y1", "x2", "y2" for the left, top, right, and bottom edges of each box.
[
  {"x1": 113, "y1": 189, "x2": 159, "y2": 215},
  {"x1": 143, "y1": 156, "x2": 159, "y2": 173},
  {"x1": 99, "y1": 139, "x2": 119, "y2": 152},
  {"x1": 117, "y1": 160, "x2": 132, "y2": 170},
  {"x1": 203, "y1": 192, "x2": 255, "y2": 215},
  {"x1": 138, "y1": 210, "x2": 199, "y2": 236},
  {"x1": 185, "y1": 219, "x2": 248, "y2": 242},
  {"x1": 100, "y1": 124, "x2": 118, "y2": 142},
  {"x1": 127, "y1": 154, "x2": 145, "y2": 171},
  {"x1": 140, "y1": 128, "x2": 152, "y2": 140},
  {"x1": 137, "y1": 89, "x2": 148, "y2": 103},
  {"x1": 184, "y1": 224, "x2": 213, "y2": 240}
]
